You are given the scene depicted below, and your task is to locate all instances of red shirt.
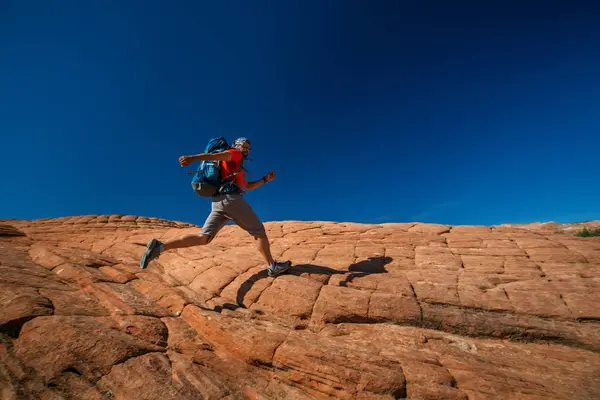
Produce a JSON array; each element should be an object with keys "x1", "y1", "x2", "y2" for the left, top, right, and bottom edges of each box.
[{"x1": 220, "y1": 149, "x2": 245, "y2": 189}]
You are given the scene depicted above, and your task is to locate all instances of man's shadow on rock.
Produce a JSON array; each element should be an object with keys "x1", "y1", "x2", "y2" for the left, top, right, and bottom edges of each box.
[{"x1": 221, "y1": 256, "x2": 392, "y2": 311}]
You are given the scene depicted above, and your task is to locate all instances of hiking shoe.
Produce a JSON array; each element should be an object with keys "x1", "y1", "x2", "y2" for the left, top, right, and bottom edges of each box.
[
  {"x1": 140, "y1": 239, "x2": 163, "y2": 269},
  {"x1": 268, "y1": 261, "x2": 291, "y2": 277}
]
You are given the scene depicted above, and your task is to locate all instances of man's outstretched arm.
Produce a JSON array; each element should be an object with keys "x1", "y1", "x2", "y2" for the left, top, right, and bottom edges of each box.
[
  {"x1": 244, "y1": 171, "x2": 276, "y2": 191},
  {"x1": 179, "y1": 151, "x2": 232, "y2": 166}
]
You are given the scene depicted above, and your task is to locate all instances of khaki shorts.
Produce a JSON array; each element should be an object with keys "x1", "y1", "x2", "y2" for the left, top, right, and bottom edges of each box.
[{"x1": 200, "y1": 194, "x2": 266, "y2": 240}]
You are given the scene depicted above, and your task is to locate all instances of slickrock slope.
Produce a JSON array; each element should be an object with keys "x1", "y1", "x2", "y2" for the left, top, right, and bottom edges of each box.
[{"x1": 1, "y1": 215, "x2": 600, "y2": 399}]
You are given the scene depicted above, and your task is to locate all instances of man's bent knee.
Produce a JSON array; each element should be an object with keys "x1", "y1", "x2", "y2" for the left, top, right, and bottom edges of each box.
[
  {"x1": 252, "y1": 230, "x2": 267, "y2": 240},
  {"x1": 200, "y1": 233, "x2": 213, "y2": 244}
]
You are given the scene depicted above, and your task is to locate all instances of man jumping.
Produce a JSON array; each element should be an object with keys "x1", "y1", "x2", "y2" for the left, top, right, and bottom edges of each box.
[{"x1": 140, "y1": 137, "x2": 291, "y2": 277}]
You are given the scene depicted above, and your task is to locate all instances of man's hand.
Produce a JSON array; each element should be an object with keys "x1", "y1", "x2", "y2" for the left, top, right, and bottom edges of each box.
[
  {"x1": 244, "y1": 171, "x2": 277, "y2": 191},
  {"x1": 265, "y1": 171, "x2": 276, "y2": 182},
  {"x1": 179, "y1": 156, "x2": 192, "y2": 167}
]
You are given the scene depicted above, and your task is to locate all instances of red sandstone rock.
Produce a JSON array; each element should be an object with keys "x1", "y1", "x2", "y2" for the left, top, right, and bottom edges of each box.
[
  {"x1": 1, "y1": 216, "x2": 600, "y2": 399},
  {"x1": 0, "y1": 223, "x2": 26, "y2": 237},
  {"x1": 97, "y1": 352, "x2": 192, "y2": 399},
  {"x1": 0, "y1": 284, "x2": 53, "y2": 337},
  {"x1": 15, "y1": 316, "x2": 165, "y2": 384}
]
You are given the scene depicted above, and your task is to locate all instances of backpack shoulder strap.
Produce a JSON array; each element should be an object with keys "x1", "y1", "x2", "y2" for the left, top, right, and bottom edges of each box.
[{"x1": 222, "y1": 159, "x2": 244, "y2": 181}]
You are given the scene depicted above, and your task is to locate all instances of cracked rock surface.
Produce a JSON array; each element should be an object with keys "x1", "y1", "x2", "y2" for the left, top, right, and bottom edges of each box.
[{"x1": 1, "y1": 215, "x2": 600, "y2": 399}]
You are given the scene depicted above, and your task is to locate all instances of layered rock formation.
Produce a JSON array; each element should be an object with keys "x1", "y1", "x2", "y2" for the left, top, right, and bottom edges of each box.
[{"x1": 1, "y1": 215, "x2": 600, "y2": 399}]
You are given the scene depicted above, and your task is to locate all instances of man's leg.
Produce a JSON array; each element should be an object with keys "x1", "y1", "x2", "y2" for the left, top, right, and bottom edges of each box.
[
  {"x1": 140, "y1": 202, "x2": 229, "y2": 269},
  {"x1": 163, "y1": 234, "x2": 210, "y2": 251},
  {"x1": 256, "y1": 233, "x2": 274, "y2": 266},
  {"x1": 224, "y1": 195, "x2": 290, "y2": 276}
]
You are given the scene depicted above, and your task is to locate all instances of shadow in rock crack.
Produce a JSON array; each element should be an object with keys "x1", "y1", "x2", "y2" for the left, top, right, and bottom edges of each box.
[{"x1": 221, "y1": 256, "x2": 392, "y2": 310}]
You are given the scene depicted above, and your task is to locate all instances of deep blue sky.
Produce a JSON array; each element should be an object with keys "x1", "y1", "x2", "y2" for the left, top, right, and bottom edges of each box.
[{"x1": 1, "y1": 1, "x2": 599, "y2": 226}]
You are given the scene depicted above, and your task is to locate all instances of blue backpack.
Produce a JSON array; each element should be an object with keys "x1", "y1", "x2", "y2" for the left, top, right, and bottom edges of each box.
[{"x1": 190, "y1": 137, "x2": 244, "y2": 197}]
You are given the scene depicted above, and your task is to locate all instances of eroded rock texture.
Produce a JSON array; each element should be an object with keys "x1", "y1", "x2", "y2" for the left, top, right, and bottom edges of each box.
[{"x1": 1, "y1": 215, "x2": 600, "y2": 399}]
